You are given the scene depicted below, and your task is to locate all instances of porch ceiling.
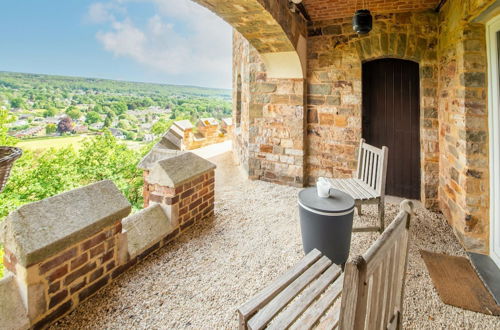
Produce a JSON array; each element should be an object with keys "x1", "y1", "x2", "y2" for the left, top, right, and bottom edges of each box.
[{"x1": 302, "y1": 0, "x2": 440, "y2": 21}]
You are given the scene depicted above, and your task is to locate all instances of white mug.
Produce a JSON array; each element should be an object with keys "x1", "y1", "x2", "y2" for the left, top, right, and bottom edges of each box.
[{"x1": 317, "y1": 179, "x2": 331, "y2": 198}]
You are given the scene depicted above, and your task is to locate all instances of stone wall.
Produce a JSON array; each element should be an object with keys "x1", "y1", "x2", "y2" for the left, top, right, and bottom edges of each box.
[
  {"x1": 1, "y1": 181, "x2": 131, "y2": 329},
  {"x1": 233, "y1": 31, "x2": 306, "y2": 186},
  {"x1": 0, "y1": 151, "x2": 217, "y2": 328},
  {"x1": 437, "y1": 0, "x2": 496, "y2": 253},
  {"x1": 306, "y1": 11, "x2": 440, "y2": 208}
]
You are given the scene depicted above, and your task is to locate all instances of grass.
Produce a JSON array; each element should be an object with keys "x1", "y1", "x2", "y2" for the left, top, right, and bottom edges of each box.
[
  {"x1": 18, "y1": 135, "x2": 88, "y2": 151},
  {"x1": 17, "y1": 135, "x2": 145, "y2": 151}
]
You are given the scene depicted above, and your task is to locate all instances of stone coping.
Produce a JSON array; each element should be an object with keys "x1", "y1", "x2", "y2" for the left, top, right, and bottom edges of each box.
[
  {"x1": 1, "y1": 180, "x2": 131, "y2": 267},
  {"x1": 198, "y1": 118, "x2": 218, "y2": 127},
  {"x1": 174, "y1": 120, "x2": 194, "y2": 131},
  {"x1": 122, "y1": 204, "x2": 173, "y2": 258},
  {"x1": 146, "y1": 152, "x2": 216, "y2": 187},
  {"x1": 138, "y1": 146, "x2": 183, "y2": 170}
]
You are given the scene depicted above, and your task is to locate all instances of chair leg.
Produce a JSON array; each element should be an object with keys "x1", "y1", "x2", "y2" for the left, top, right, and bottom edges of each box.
[
  {"x1": 378, "y1": 199, "x2": 385, "y2": 233},
  {"x1": 356, "y1": 204, "x2": 362, "y2": 216}
]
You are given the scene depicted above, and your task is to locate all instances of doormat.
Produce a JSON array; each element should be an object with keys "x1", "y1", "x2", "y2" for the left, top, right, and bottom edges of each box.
[{"x1": 420, "y1": 250, "x2": 500, "y2": 316}]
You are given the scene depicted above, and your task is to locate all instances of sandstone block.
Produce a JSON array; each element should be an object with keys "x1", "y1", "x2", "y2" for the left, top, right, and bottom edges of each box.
[{"x1": 122, "y1": 204, "x2": 174, "y2": 259}]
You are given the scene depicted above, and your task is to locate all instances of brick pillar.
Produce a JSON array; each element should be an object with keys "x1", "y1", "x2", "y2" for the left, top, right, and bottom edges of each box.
[{"x1": 142, "y1": 152, "x2": 216, "y2": 232}]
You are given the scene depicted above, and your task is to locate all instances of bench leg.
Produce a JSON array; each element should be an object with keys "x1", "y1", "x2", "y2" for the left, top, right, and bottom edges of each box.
[
  {"x1": 378, "y1": 199, "x2": 385, "y2": 233},
  {"x1": 356, "y1": 204, "x2": 362, "y2": 216}
]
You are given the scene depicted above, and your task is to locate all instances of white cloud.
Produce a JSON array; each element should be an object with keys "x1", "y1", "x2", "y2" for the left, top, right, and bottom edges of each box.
[{"x1": 88, "y1": 0, "x2": 232, "y2": 88}]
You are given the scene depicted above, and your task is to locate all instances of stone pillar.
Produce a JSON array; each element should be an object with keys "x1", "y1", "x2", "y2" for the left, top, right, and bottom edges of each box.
[{"x1": 1, "y1": 180, "x2": 131, "y2": 328}]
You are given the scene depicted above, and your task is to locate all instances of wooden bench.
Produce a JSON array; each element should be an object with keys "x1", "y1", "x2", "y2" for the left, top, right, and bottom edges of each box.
[
  {"x1": 237, "y1": 200, "x2": 413, "y2": 330},
  {"x1": 325, "y1": 139, "x2": 388, "y2": 233}
]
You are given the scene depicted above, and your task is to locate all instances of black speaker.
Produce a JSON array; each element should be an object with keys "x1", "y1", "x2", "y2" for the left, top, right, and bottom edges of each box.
[{"x1": 353, "y1": 9, "x2": 373, "y2": 35}]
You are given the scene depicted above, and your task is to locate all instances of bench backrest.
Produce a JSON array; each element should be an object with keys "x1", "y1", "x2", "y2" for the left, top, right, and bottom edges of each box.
[
  {"x1": 339, "y1": 200, "x2": 413, "y2": 330},
  {"x1": 355, "y1": 139, "x2": 389, "y2": 196}
]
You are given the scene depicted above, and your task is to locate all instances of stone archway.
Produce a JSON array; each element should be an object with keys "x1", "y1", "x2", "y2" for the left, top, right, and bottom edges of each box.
[{"x1": 191, "y1": 0, "x2": 307, "y2": 79}]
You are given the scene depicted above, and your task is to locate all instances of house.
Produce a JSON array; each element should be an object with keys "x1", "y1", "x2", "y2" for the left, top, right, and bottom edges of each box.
[
  {"x1": 89, "y1": 122, "x2": 104, "y2": 130},
  {"x1": 109, "y1": 128, "x2": 126, "y2": 140}
]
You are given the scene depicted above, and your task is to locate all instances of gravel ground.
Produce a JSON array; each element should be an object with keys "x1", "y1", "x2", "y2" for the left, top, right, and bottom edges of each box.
[{"x1": 52, "y1": 151, "x2": 500, "y2": 329}]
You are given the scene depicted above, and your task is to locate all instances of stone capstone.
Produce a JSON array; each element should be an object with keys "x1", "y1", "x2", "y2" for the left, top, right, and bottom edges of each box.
[
  {"x1": 146, "y1": 152, "x2": 216, "y2": 187},
  {"x1": 122, "y1": 204, "x2": 173, "y2": 258},
  {"x1": 138, "y1": 145, "x2": 184, "y2": 171},
  {"x1": 1, "y1": 180, "x2": 131, "y2": 267}
]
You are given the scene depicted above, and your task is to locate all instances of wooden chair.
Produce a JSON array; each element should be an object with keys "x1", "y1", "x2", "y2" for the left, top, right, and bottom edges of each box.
[
  {"x1": 325, "y1": 139, "x2": 388, "y2": 233},
  {"x1": 237, "y1": 200, "x2": 413, "y2": 330}
]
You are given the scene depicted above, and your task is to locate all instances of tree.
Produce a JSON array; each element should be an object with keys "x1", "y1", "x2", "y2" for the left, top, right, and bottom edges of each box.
[
  {"x1": 45, "y1": 123, "x2": 57, "y2": 135},
  {"x1": 43, "y1": 107, "x2": 57, "y2": 118},
  {"x1": 65, "y1": 106, "x2": 82, "y2": 120},
  {"x1": 10, "y1": 97, "x2": 26, "y2": 109},
  {"x1": 57, "y1": 116, "x2": 73, "y2": 133},
  {"x1": 85, "y1": 111, "x2": 101, "y2": 124},
  {"x1": 104, "y1": 114, "x2": 113, "y2": 128},
  {"x1": 0, "y1": 109, "x2": 18, "y2": 146},
  {"x1": 151, "y1": 119, "x2": 172, "y2": 135}
]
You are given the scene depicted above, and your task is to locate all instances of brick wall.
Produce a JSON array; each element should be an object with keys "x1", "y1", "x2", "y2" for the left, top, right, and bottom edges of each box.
[
  {"x1": 143, "y1": 170, "x2": 215, "y2": 231},
  {"x1": 302, "y1": 0, "x2": 437, "y2": 21},
  {"x1": 1, "y1": 181, "x2": 131, "y2": 329},
  {"x1": 5, "y1": 222, "x2": 122, "y2": 329}
]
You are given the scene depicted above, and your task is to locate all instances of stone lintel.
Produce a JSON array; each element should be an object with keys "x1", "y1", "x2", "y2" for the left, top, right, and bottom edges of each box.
[
  {"x1": 2, "y1": 180, "x2": 131, "y2": 267},
  {"x1": 146, "y1": 152, "x2": 216, "y2": 188}
]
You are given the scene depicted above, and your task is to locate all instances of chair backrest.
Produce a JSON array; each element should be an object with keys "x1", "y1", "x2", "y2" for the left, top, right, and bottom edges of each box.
[
  {"x1": 339, "y1": 200, "x2": 413, "y2": 330},
  {"x1": 355, "y1": 139, "x2": 389, "y2": 196}
]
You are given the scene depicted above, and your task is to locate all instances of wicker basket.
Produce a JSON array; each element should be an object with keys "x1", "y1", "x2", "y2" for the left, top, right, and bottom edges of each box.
[{"x1": 0, "y1": 146, "x2": 22, "y2": 193}]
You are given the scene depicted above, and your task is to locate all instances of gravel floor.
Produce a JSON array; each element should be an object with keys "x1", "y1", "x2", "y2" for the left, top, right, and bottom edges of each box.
[{"x1": 52, "y1": 151, "x2": 500, "y2": 329}]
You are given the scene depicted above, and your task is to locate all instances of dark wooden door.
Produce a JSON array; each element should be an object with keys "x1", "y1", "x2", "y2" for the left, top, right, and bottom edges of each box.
[{"x1": 362, "y1": 59, "x2": 420, "y2": 199}]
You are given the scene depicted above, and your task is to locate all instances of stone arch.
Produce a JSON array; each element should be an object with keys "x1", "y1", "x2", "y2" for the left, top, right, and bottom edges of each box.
[
  {"x1": 236, "y1": 74, "x2": 242, "y2": 128},
  {"x1": 352, "y1": 28, "x2": 439, "y2": 208},
  {"x1": 191, "y1": 0, "x2": 306, "y2": 78}
]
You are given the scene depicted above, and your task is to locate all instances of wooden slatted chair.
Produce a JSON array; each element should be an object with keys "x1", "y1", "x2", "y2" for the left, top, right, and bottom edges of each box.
[
  {"x1": 325, "y1": 139, "x2": 389, "y2": 233},
  {"x1": 237, "y1": 200, "x2": 413, "y2": 330}
]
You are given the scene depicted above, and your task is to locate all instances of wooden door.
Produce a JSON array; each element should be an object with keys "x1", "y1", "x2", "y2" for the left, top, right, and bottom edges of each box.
[{"x1": 362, "y1": 59, "x2": 420, "y2": 199}]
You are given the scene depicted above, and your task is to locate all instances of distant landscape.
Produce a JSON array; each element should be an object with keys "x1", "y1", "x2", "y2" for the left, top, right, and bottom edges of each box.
[{"x1": 0, "y1": 71, "x2": 232, "y2": 150}]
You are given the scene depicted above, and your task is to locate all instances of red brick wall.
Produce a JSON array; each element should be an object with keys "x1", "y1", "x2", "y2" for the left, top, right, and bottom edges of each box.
[
  {"x1": 143, "y1": 170, "x2": 215, "y2": 231},
  {"x1": 3, "y1": 221, "x2": 123, "y2": 329},
  {"x1": 302, "y1": 0, "x2": 438, "y2": 21}
]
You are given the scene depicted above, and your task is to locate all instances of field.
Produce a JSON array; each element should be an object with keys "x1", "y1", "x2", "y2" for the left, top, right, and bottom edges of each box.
[{"x1": 17, "y1": 135, "x2": 145, "y2": 151}]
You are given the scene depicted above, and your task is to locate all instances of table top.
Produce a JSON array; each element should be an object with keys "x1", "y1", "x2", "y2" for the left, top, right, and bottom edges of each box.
[{"x1": 298, "y1": 187, "x2": 355, "y2": 214}]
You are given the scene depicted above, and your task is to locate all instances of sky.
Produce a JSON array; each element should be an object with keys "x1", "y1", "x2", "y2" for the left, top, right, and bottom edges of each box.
[{"x1": 0, "y1": 0, "x2": 233, "y2": 89}]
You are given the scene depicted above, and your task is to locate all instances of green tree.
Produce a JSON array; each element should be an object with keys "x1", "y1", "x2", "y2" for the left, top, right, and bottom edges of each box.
[
  {"x1": 10, "y1": 97, "x2": 26, "y2": 109},
  {"x1": 65, "y1": 106, "x2": 82, "y2": 120},
  {"x1": 85, "y1": 111, "x2": 101, "y2": 124},
  {"x1": 104, "y1": 114, "x2": 113, "y2": 128},
  {"x1": 0, "y1": 109, "x2": 18, "y2": 146},
  {"x1": 45, "y1": 123, "x2": 57, "y2": 135},
  {"x1": 151, "y1": 119, "x2": 172, "y2": 135},
  {"x1": 42, "y1": 107, "x2": 58, "y2": 118}
]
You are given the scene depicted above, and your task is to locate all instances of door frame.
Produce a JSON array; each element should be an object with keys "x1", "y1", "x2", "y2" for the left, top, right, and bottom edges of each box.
[{"x1": 487, "y1": 15, "x2": 500, "y2": 266}]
